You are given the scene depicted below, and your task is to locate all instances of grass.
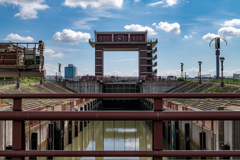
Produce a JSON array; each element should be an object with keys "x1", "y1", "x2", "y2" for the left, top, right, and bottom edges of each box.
[
  {"x1": 206, "y1": 98, "x2": 212, "y2": 101},
  {"x1": 211, "y1": 78, "x2": 240, "y2": 85},
  {"x1": 2, "y1": 99, "x2": 12, "y2": 103}
]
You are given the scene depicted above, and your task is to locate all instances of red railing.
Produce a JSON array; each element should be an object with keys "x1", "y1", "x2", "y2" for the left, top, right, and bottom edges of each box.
[{"x1": 0, "y1": 93, "x2": 240, "y2": 160}]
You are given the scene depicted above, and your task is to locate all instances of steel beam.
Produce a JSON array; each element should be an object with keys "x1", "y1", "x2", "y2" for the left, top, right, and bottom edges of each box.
[
  {"x1": 0, "y1": 93, "x2": 240, "y2": 99},
  {"x1": 0, "y1": 111, "x2": 240, "y2": 120},
  {"x1": 0, "y1": 151, "x2": 240, "y2": 157}
]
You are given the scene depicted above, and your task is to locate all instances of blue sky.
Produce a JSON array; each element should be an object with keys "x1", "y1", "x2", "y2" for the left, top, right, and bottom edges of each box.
[{"x1": 0, "y1": 0, "x2": 240, "y2": 77}]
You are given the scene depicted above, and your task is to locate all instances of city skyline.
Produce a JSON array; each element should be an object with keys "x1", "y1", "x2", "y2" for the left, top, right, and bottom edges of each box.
[{"x1": 0, "y1": 0, "x2": 240, "y2": 77}]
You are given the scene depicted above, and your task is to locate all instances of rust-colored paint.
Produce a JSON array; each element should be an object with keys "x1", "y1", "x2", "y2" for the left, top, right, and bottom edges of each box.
[{"x1": 1, "y1": 150, "x2": 240, "y2": 157}]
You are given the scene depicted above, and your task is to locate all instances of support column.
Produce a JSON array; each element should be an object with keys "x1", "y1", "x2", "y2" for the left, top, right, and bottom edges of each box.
[
  {"x1": 95, "y1": 50, "x2": 103, "y2": 77},
  {"x1": 12, "y1": 98, "x2": 25, "y2": 160},
  {"x1": 153, "y1": 98, "x2": 162, "y2": 160},
  {"x1": 139, "y1": 49, "x2": 148, "y2": 77},
  {"x1": 216, "y1": 50, "x2": 220, "y2": 78}
]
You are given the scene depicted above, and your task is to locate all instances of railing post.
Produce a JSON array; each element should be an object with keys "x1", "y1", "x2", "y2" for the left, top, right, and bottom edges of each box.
[
  {"x1": 153, "y1": 98, "x2": 162, "y2": 160},
  {"x1": 12, "y1": 98, "x2": 25, "y2": 160}
]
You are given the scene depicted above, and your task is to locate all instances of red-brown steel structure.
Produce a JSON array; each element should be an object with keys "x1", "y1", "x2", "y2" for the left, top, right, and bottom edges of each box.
[
  {"x1": 89, "y1": 31, "x2": 158, "y2": 77},
  {"x1": 1, "y1": 93, "x2": 240, "y2": 160}
]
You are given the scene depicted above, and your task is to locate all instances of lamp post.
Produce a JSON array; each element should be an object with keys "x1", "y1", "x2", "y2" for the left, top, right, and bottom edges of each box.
[
  {"x1": 181, "y1": 63, "x2": 184, "y2": 79},
  {"x1": 209, "y1": 37, "x2": 227, "y2": 79},
  {"x1": 198, "y1": 61, "x2": 202, "y2": 84},
  {"x1": 220, "y1": 57, "x2": 225, "y2": 87},
  {"x1": 58, "y1": 63, "x2": 61, "y2": 81}
]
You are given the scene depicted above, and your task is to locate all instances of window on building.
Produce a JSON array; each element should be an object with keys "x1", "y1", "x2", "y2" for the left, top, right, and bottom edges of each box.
[
  {"x1": 137, "y1": 36, "x2": 139, "y2": 41},
  {"x1": 115, "y1": 36, "x2": 117, "y2": 42},
  {"x1": 125, "y1": 36, "x2": 127, "y2": 41},
  {"x1": 100, "y1": 36, "x2": 102, "y2": 41},
  {"x1": 133, "y1": 36, "x2": 135, "y2": 41},
  {"x1": 140, "y1": 36, "x2": 142, "y2": 41},
  {"x1": 103, "y1": 36, "x2": 105, "y2": 41},
  {"x1": 107, "y1": 36, "x2": 109, "y2": 41}
]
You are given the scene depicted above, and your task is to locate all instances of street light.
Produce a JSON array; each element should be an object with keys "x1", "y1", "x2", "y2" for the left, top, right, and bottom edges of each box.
[
  {"x1": 198, "y1": 61, "x2": 202, "y2": 84},
  {"x1": 181, "y1": 63, "x2": 184, "y2": 79},
  {"x1": 220, "y1": 57, "x2": 225, "y2": 87},
  {"x1": 58, "y1": 63, "x2": 61, "y2": 81}
]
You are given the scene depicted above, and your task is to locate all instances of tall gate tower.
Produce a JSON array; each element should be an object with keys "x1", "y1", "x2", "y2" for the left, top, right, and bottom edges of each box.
[{"x1": 89, "y1": 31, "x2": 158, "y2": 77}]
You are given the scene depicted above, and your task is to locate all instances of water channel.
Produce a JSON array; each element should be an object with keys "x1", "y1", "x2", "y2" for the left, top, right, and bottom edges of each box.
[{"x1": 59, "y1": 120, "x2": 170, "y2": 160}]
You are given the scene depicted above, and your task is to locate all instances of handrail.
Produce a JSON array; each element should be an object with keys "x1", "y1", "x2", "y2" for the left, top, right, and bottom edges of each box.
[
  {"x1": 1, "y1": 93, "x2": 240, "y2": 159},
  {"x1": 1, "y1": 111, "x2": 240, "y2": 120},
  {"x1": 1, "y1": 93, "x2": 240, "y2": 98},
  {"x1": 0, "y1": 150, "x2": 240, "y2": 157}
]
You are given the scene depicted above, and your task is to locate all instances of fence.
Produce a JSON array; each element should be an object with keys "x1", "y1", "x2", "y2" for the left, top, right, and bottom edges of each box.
[{"x1": 0, "y1": 93, "x2": 240, "y2": 160}]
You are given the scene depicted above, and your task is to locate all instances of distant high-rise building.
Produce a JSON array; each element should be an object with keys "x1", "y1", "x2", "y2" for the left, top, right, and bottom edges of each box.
[{"x1": 65, "y1": 64, "x2": 77, "y2": 79}]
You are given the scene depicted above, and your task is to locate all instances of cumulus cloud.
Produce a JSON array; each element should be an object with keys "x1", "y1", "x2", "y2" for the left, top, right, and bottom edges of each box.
[
  {"x1": 50, "y1": 52, "x2": 64, "y2": 58},
  {"x1": 148, "y1": 0, "x2": 178, "y2": 7},
  {"x1": 63, "y1": 0, "x2": 123, "y2": 9},
  {"x1": 45, "y1": 63, "x2": 64, "y2": 76},
  {"x1": 105, "y1": 70, "x2": 138, "y2": 76},
  {"x1": 52, "y1": 29, "x2": 91, "y2": 44},
  {"x1": 0, "y1": 0, "x2": 49, "y2": 19},
  {"x1": 183, "y1": 35, "x2": 192, "y2": 40},
  {"x1": 202, "y1": 33, "x2": 220, "y2": 42},
  {"x1": 218, "y1": 27, "x2": 240, "y2": 39},
  {"x1": 222, "y1": 19, "x2": 240, "y2": 27},
  {"x1": 74, "y1": 17, "x2": 99, "y2": 30},
  {"x1": 124, "y1": 24, "x2": 157, "y2": 36},
  {"x1": 5, "y1": 33, "x2": 34, "y2": 42},
  {"x1": 153, "y1": 21, "x2": 181, "y2": 35},
  {"x1": 44, "y1": 49, "x2": 55, "y2": 55}
]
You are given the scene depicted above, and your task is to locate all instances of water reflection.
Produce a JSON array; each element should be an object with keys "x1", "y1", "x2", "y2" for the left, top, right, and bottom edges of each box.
[{"x1": 62, "y1": 121, "x2": 153, "y2": 160}]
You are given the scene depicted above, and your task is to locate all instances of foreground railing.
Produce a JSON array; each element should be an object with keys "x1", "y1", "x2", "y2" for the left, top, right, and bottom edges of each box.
[{"x1": 0, "y1": 93, "x2": 240, "y2": 160}]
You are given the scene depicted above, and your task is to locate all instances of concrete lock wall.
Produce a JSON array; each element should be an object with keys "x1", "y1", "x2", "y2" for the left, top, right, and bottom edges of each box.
[
  {"x1": 25, "y1": 121, "x2": 50, "y2": 151},
  {"x1": 179, "y1": 120, "x2": 216, "y2": 150},
  {"x1": 142, "y1": 81, "x2": 185, "y2": 93},
  {"x1": 66, "y1": 81, "x2": 102, "y2": 93}
]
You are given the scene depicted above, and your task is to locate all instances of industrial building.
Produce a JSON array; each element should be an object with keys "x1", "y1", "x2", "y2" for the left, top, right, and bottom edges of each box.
[
  {"x1": 89, "y1": 31, "x2": 158, "y2": 77},
  {"x1": 0, "y1": 41, "x2": 45, "y2": 77},
  {"x1": 65, "y1": 64, "x2": 77, "y2": 79}
]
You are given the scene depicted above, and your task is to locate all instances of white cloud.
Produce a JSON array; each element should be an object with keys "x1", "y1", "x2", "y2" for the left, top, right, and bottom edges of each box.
[
  {"x1": 218, "y1": 27, "x2": 240, "y2": 39},
  {"x1": 44, "y1": 49, "x2": 55, "y2": 55},
  {"x1": 50, "y1": 52, "x2": 64, "y2": 58},
  {"x1": 202, "y1": 33, "x2": 220, "y2": 42},
  {"x1": 63, "y1": 0, "x2": 123, "y2": 9},
  {"x1": 74, "y1": 17, "x2": 99, "y2": 30},
  {"x1": 105, "y1": 70, "x2": 138, "y2": 76},
  {"x1": 0, "y1": 0, "x2": 49, "y2": 19},
  {"x1": 192, "y1": 32, "x2": 197, "y2": 34},
  {"x1": 134, "y1": 0, "x2": 140, "y2": 2},
  {"x1": 148, "y1": 1, "x2": 164, "y2": 6},
  {"x1": 183, "y1": 35, "x2": 192, "y2": 40},
  {"x1": 52, "y1": 29, "x2": 91, "y2": 44},
  {"x1": 124, "y1": 24, "x2": 157, "y2": 36},
  {"x1": 4, "y1": 33, "x2": 34, "y2": 42},
  {"x1": 153, "y1": 21, "x2": 181, "y2": 35},
  {"x1": 45, "y1": 63, "x2": 64, "y2": 76},
  {"x1": 78, "y1": 69, "x2": 93, "y2": 76},
  {"x1": 148, "y1": 0, "x2": 178, "y2": 7},
  {"x1": 222, "y1": 19, "x2": 240, "y2": 27},
  {"x1": 158, "y1": 67, "x2": 240, "y2": 77}
]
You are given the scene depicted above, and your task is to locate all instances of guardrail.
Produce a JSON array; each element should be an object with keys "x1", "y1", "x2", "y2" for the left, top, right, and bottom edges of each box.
[{"x1": 0, "y1": 93, "x2": 240, "y2": 160}]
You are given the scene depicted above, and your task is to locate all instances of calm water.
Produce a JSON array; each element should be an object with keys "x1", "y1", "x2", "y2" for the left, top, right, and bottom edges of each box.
[{"x1": 61, "y1": 121, "x2": 156, "y2": 160}]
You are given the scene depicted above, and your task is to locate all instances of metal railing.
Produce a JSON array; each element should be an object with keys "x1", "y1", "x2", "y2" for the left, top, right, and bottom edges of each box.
[{"x1": 1, "y1": 93, "x2": 240, "y2": 159}]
